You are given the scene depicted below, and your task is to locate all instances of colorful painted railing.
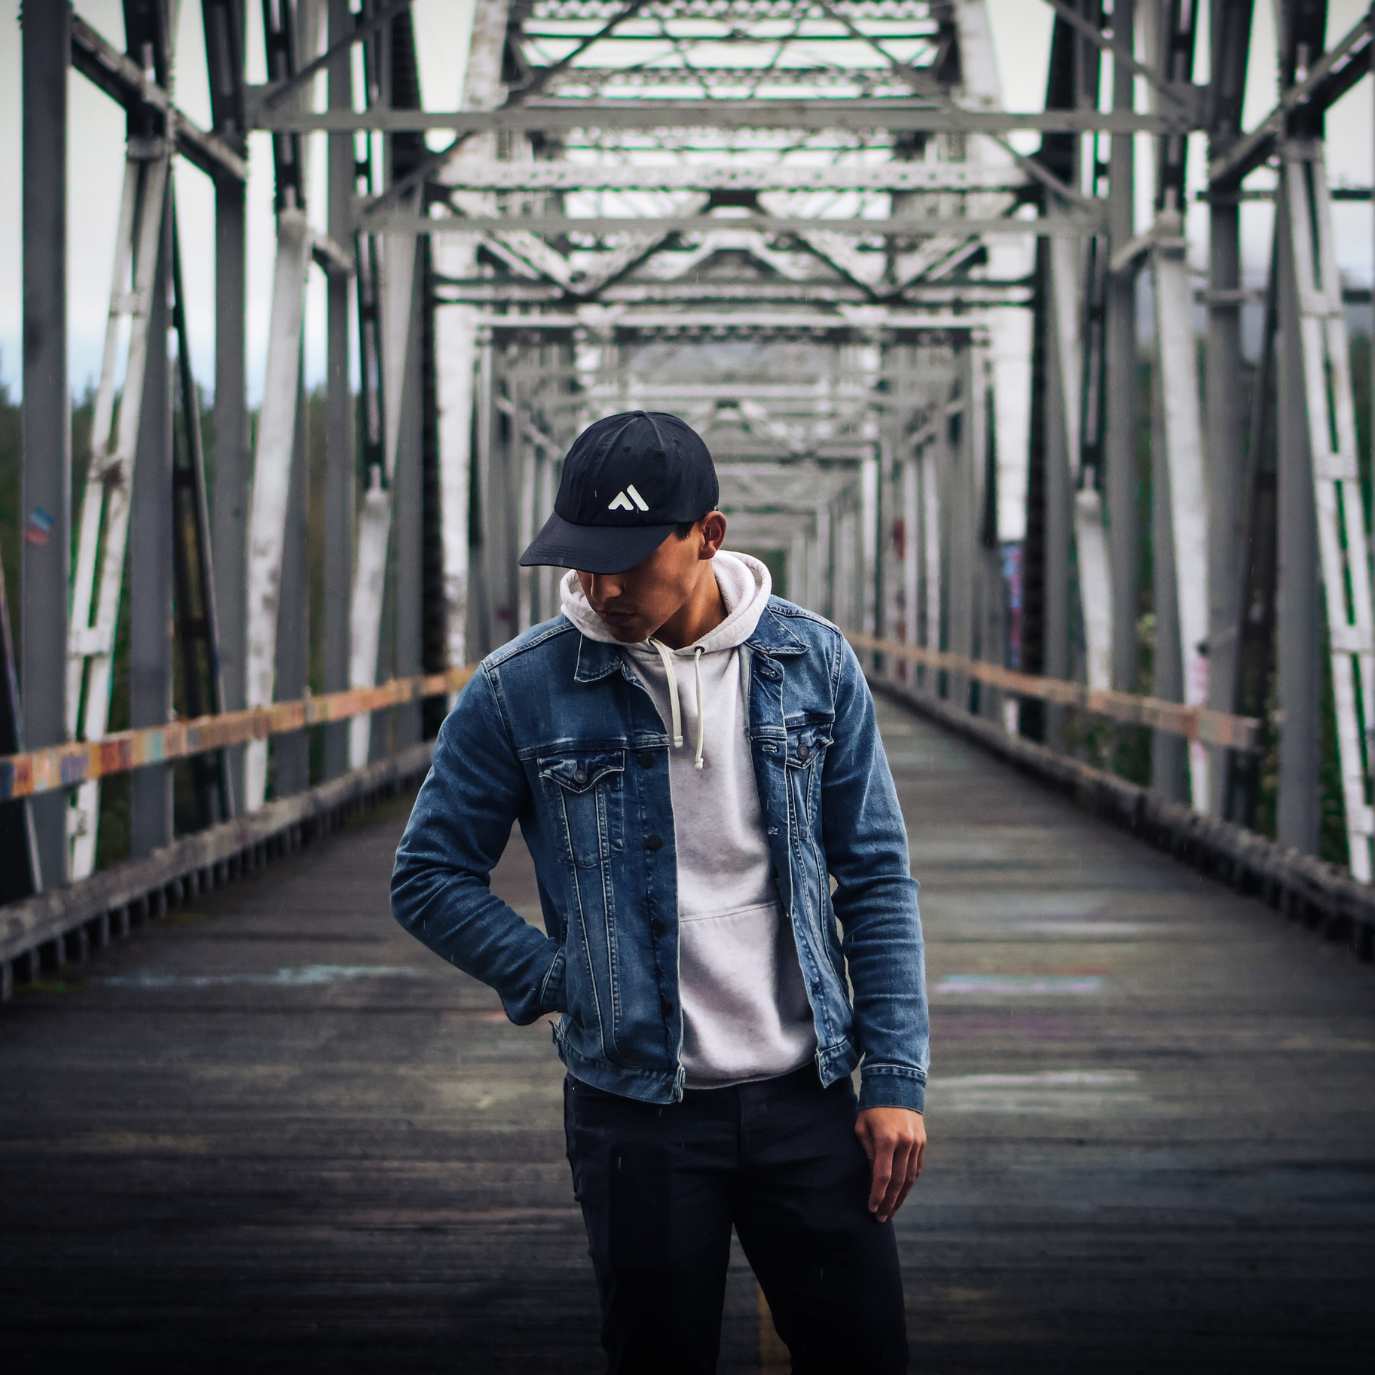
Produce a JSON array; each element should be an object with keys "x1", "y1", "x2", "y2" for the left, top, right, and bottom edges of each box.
[
  {"x1": 844, "y1": 632, "x2": 1260, "y2": 753},
  {"x1": 0, "y1": 667, "x2": 476, "y2": 803}
]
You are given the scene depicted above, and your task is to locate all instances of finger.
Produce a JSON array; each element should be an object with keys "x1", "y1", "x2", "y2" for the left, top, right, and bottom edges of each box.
[
  {"x1": 878, "y1": 1141, "x2": 912, "y2": 1219},
  {"x1": 891, "y1": 1160, "x2": 920, "y2": 1215},
  {"x1": 868, "y1": 1143, "x2": 895, "y2": 1214}
]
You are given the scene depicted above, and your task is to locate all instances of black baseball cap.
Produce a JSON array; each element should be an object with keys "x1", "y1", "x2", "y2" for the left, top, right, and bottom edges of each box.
[{"x1": 518, "y1": 411, "x2": 720, "y2": 573}]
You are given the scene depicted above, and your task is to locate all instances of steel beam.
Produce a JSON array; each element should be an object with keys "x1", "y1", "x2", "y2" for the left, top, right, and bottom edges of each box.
[
  {"x1": 1207, "y1": 11, "x2": 1372, "y2": 189},
  {"x1": 434, "y1": 280, "x2": 1036, "y2": 307},
  {"x1": 272, "y1": 351, "x2": 310, "y2": 799},
  {"x1": 348, "y1": 219, "x2": 422, "y2": 767},
  {"x1": 471, "y1": 310, "x2": 992, "y2": 333},
  {"x1": 393, "y1": 270, "x2": 424, "y2": 748},
  {"x1": 243, "y1": 212, "x2": 311, "y2": 807},
  {"x1": 1107, "y1": 0, "x2": 1141, "y2": 713},
  {"x1": 321, "y1": 0, "x2": 354, "y2": 780},
  {"x1": 1203, "y1": 0, "x2": 1253, "y2": 816},
  {"x1": 70, "y1": 14, "x2": 248, "y2": 182},
  {"x1": 1276, "y1": 138, "x2": 1375, "y2": 875},
  {"x1": 378, "y1": 211, "x2": 1103, "y2": 238},
  {"x1": 425, "y1": 0, "x2": 509, "y2": 690},
  {"x1": 129, "y1": 189, "x2": 174, "y2": 857},
  {"x1": 261, "y1": 102, "x2": 1188, "y2": 136},
  {"x1": 431, "y1": 160, "x2": 1031, "y2": 192},
  {"x1": 20, "y1": 0, "x2": 71, "y2": 890},
  {"x1": 1150, "y1": 228, "x2": 1212, "y2": 810}
]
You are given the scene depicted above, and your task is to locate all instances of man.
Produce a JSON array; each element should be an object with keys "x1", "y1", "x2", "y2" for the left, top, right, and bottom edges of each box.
[{"x1": 391, "y1": 411, "x2": 929, "y2": 1374}]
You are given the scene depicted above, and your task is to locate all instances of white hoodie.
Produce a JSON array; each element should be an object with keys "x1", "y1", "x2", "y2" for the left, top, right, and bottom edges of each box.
[{"x1": 559, "y1": 550, "x2": 817, "y2": 1088}]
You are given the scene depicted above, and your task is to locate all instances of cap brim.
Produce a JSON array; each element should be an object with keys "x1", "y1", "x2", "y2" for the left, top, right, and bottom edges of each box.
[{"x1": 518, "y1": 510, "x2": 676, "y2": 573}]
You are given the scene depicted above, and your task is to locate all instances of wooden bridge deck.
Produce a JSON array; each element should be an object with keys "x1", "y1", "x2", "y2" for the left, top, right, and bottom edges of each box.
[{"x1": 2, "y1": 695, "x2": 1373, "y2": 1372}]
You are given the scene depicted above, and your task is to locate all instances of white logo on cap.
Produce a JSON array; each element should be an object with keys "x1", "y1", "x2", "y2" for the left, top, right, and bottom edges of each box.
[{"x1": 607, "y1": 483, "x2": 649, "y2": 512}]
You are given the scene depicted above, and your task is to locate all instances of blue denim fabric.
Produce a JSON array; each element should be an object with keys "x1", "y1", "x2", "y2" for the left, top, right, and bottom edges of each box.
[{"x1": 390, "y1": 596, "x2": 929, "y2": 1113}]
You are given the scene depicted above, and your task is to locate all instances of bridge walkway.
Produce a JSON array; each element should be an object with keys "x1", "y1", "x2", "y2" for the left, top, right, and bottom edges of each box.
[{"x1": 1, "y1": 696, "x2": 1372, "y2": 1371}]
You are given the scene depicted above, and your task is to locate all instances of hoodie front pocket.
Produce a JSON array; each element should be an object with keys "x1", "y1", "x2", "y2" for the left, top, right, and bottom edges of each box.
[{"x1": 538, "y1": 748, "x2": 626, "y2": 871}]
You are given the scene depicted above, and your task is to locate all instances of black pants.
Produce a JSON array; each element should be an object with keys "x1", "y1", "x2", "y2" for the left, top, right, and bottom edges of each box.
[{"x1": 562, "y1": 1062, "x2": 909, "y2": 1374}]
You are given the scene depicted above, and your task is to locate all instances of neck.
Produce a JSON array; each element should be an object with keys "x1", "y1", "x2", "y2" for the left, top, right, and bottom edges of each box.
[{"x1": 651, "y1": 562, "x2": 728, "y2": 649}]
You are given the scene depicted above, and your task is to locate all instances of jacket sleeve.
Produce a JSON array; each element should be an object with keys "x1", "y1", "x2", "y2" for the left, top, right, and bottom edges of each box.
[
  {"x1": 820, "y1": 632, "x2": 929, "y2": 1114},
  {"x1": 390, "y1": 662, "x2": 566, "y2": 1026}
]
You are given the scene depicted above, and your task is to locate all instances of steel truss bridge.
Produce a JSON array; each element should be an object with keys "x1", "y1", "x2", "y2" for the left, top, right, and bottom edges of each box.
[
  {"x1": 6, "y1": 4, "x2": 1375, "y2": 1367},
  {"x1": 2, "y1": 0, "x2": 1374, "y2": 991}
]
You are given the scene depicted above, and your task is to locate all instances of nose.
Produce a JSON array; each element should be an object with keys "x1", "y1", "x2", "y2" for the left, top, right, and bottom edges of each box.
[{"x1": 586, "y1": 573, "x2": 624, "y2": 606}]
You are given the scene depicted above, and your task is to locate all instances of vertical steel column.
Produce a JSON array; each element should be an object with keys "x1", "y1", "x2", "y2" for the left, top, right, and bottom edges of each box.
[
  {"x1": 0, "y1": 559, "x2": 39, "y2": 901},
  {"x1": 1106, "y1": 0, "x2": 1140, "y2": 709},
  {"x1": 470, "y1": 327, "x2": 497, "y2": 656},
  {"x1": 1042, "y1": 253, "x2": 1072, "y2": 750},
  {"x1": 1273, "y1": 194, "x2": 1322, "y2": 853},
  {"x1": 968, "y1": 347, "x2": 1003, "y2": 724},
  {"x1": 1204, "y1": 0, "x2": 1254, "y2": 816},
  {"x1": 901, "y1": 445, "x2": 920, "y2": 688},
  {"x1": 435, "y1": 298, "x2": 477, "y2": 679},
  {"x1": 129, "y1": 192, "x2": 174, "y2": 857},
  {"x1": 430, "y1": 0, "x2": 510, "y2": 688},
  {"x1": 322, "y1": 0, "x2": 354, "y2": 779},
  {"x1": 948, "y1": 358, "x2": 975, "y2": 712},
  {"x1": 921, "y1": 436, "x2": 942, "y2": 696},
  {"x1": 394, "y1": 259, "x2": 424, "y2": 747},
  {"x1": 210, "y1": 16, "x2": 251, "y2": 808},
  {"x1": 244, "y1": 212, "x2": 311, "y2": 803},
  {"x1": 1141, "y1": 0, "x2": 1208, "y2": 808},
  {"x1": 861, "y1": 451, "x2": 880, "y2": 660},
  {"x1": 1148, "y1": 355, "x2": 1189, "y2": 801},
  {"x1": 273, "y1": 352, "x2": 310, "y2": 797},
  {"x1": 533, "y1": 423, "x2": 555, "y2": 621},
  {"x1": 510, "y1": 370, "x2": 534, "y2": 633},
  {"x1": 1049, "y1": 247, "x2": 1113, "y2": 702},
  {"x1": 20, "y1": 0, "x2": 71, "y2": 889},
  {"x1": 1151, "y1": 234, "x2": 1212, "y2": 807}
]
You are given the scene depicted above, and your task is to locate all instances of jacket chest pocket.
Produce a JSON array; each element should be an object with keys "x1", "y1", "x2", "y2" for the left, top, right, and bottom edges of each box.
[
  {"x1": 537, "y1": 748, "x2": 626, "y2": 870},
  {"x1": 783, "y1": 721, "x2": 834, "y2": 827}
]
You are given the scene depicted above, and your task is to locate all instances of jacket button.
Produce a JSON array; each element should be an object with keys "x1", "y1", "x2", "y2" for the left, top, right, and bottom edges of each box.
[
  {"x1": 798, "y1": 744, "x2": 810, "y2": 762},
  {"x1": 645, "y1": 833, "x2": 664, "y2": 851},
  {"x1": 637, "y1": 750, "x2": 654, "y2": 767}
]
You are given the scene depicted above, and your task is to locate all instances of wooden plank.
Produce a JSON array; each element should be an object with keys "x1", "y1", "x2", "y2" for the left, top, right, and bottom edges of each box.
[{"x1": 0, "y1": 698, "x2": 1373, "y2": 1369}]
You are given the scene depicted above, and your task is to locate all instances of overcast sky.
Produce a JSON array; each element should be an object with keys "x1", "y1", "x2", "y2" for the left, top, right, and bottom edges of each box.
[{"x1": 1, "y1": 0, "x2": 1371, "y2": 400}]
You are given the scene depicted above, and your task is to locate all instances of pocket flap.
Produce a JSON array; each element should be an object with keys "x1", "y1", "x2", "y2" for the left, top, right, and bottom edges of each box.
[
  {"x1": 538, "y1": 749, "x2": 625, "y2": 794},
  {"x1": 784, "y1": 724, "x2": 834, "y2": 767}
]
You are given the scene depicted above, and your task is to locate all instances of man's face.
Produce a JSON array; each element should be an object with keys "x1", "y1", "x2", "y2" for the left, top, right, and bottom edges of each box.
[{"x1": 575, "y1": 518, "x2": 716, "y2": 642}]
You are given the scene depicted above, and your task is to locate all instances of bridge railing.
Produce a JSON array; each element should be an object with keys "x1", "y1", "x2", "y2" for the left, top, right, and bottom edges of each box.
[
  {"x1": 5, "y1": 623, "x2": 1370, "y2": 1005},
  {"x1": 0, "y1": 670, "x2": 473, "y2": 1002},
  {"x1": 846, "y1": 630, "x2": 1375, "y2": 966}
]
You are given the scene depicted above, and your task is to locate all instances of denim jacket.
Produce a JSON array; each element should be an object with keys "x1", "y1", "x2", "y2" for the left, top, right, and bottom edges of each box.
[{"x1": 390, "y1": 595, "x2": 930, "y2": 1113}]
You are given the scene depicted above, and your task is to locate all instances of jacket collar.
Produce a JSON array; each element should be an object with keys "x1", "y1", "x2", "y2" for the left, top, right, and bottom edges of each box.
[{"x1": 571, "y1": 603, "x2": 806, "y2": 684}]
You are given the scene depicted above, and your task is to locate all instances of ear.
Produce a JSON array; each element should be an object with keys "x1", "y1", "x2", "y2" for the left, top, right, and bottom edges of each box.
[{"x1": 699, "y1": 511, "x2": 726, "y2": 558}]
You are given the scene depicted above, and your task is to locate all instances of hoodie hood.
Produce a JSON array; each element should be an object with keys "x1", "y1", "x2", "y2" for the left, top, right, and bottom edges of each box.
[{"x1": 559, "y1": 549, "x2": 773, "y2": 769}]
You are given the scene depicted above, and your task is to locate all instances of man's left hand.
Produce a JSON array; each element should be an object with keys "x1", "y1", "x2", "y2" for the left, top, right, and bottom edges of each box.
[{"x1": 855, "y1": 1107, "x2": 926, "y2": 1223}]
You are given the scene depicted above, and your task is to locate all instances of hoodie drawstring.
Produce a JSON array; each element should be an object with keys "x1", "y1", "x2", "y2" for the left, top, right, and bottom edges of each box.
[
  {"x1": 648, "y1": 638, "x2": 708, "y2": 770},
  {"x1": 692, "y1": 647, "x2": 705, "y2": 770},
  {"x1": 649, "y1": 638, "x2": 682, "y2": 747}
]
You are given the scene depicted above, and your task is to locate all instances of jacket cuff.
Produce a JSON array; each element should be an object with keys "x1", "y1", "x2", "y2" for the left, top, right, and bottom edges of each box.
[{"x1": 858, "y1": 1065, "x2": 926, "y2": 1114}]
